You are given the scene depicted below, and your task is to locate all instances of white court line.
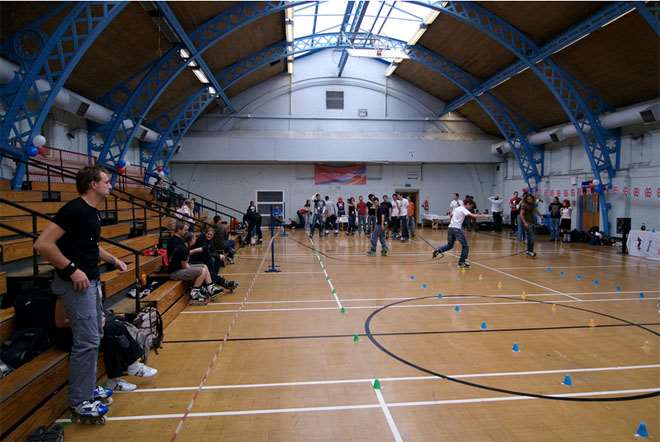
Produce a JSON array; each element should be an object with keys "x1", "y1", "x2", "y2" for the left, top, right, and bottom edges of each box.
[
  {"x1": 496, "y1": 264, "x2": 642, "y2": 270},
  {"x1": 308, "y1": 236, "x2": 343, "y2": 309},
  {"x1": 206, "y1": 290, "x2": 660, "y2": 305},
  {"x1": 222, "y1": 271, "x2": 324, "y2": 276},
  {"x1": 56, "y1": 387, "x2": 660, "y2": 422},
  {"x1": 374, "y1": 387, "x2": 403, "y2": 442},
  {"x1": 443, "y1": 249, "x2": 582, "y2": 301},
  {"x1": 119, "y1": 364, "x2": 660, "y2": 393},
  {"x1": 182, "y1": 295, "x2": 660, "y2": 314}
]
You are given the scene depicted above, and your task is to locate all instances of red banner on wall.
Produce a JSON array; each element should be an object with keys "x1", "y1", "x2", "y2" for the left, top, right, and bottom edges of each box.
[{"x1": 314, "y1": 164, "x2": 367, "y2": 185}]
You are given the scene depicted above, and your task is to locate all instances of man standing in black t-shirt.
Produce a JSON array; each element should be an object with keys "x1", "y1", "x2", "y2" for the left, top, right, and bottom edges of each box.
[
  {"x1": 35, "y1": 166, "x2": 127, "y2": 421},
  {"x1": 367, "y1": 197, "x2": 389, "y2": 256}
]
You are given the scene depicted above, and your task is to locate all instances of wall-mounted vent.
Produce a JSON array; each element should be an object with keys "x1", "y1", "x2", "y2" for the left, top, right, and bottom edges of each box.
[
  {"x1": 76, "y1": 102, "x2": 90, "y2": 117},
  {"x1": 326, "y1": 91, "x2": 344, "y2": 110}
]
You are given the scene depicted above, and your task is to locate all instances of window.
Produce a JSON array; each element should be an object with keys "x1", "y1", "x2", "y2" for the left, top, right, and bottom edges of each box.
[{"x1": 326, "y1": 91, "x2": 344, "y2": 110}]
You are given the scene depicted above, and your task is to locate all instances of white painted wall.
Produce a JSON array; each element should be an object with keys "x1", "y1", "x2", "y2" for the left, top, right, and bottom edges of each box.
[
  {"x1": 171, "y1": 162, "x2": 497, "y2": 220},
  {"x1": 496, "y1": 127, "x2": 660, "y2": 232}
]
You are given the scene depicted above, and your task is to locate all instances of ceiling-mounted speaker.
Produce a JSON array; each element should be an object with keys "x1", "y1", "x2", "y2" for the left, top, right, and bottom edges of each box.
[
  {"x1": 76, "y1": 102, "x2": 90, "y2": 117},
  {"x1": 549, "y1": 130, "x2": 565, "y2": 143}
]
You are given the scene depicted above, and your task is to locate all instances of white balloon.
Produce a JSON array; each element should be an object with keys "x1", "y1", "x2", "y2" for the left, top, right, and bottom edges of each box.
[
  {"x1": 592, "y1": 179, "x2": 600, "y2": 185},
  {"x1": 33, "y1": 135, "x2": 46, "y2": 147},
  {"x1": 124, "y1": 160, "x2": 131, "y2": 167}
]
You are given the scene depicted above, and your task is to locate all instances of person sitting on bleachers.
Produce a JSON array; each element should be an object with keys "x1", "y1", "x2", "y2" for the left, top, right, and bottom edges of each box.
[
  {"x1": 212, "y1": 215, "x2": 236, "y2": 263},
  {"x1": 191, "y1": 227, "x2": 239, "y2": 291},
  {"x1": 167, "y1": 223, "x2": 223, "y2": 301}
]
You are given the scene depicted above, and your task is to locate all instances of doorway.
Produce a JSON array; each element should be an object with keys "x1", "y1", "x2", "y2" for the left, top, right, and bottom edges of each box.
[
  {"x1": 579, "y1": 189, "x2": 600, "y2": 231},
  {"x1": 395, "y1": 189, "x2": 419, "y2": 225}
]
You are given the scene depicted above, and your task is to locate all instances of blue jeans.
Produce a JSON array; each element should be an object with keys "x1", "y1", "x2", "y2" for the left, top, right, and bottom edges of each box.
[
  {"x1": 525, "y1": 224, "x2": 536, "y2": 252},
  {"x1": 310, "y1": 213, "x2": 323, "y2": 236},
  {"x1": 438, "y1": 227, "x2": 469, "y2": 264},
  {"x1": 549, "y1": 218, "x2": 560, "y2": 240},
  {"x1": 517, "y1": 216, "x2": 526, "y2": 241},
  {"x1": 367, "y1": 215, "x2": 376, "y2": 233},
  {"x1": 407, "y1": 216, "x2": 416, "y2": 237},
  {"x1": 370, "y1": 225, "x2": 388, "y2": 252},
  {"x1": 52, "y1": 276, "x2": 103, "y2": 406},
  {"x1": 358, "y1": 215, "x2": 367, "y2": 233}
]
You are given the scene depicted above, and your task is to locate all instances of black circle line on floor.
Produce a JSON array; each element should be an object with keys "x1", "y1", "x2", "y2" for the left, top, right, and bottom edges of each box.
[{"x1": 365, "y1": 294, "x2": 660, "y2": 402}]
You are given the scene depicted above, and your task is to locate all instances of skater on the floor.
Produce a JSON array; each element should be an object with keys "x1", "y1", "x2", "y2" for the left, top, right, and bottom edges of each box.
[
  {"x1": 432, "y1": 199, "x2": 483, "y2": 268},
  {"x1": 520, "y1": 193, "x2": 541, "y2": 256},
  {"x1": 347, "y1": 197, "x2": 357, "y2": 235},
  {"x1": 366, "y1": 194, "x2": 377, "y2": 234},
  {"x1": 367, "y1": 197, "x2": 389, "y2": 256},
  {"x1": 488, "y1": 195, "x2": 504, "y2": 232},
  {"x1": 399, "y1": 194, "x2": 409, "y2": 241},
  {"x1": 310, "y1": 193, "x2": 325, "y2": 237},
  {"x1": 560, "y1": 199, "x2": 572, "y2": 243},
  {"x1": 34, "y1": 166, "x2": 128, "y2": 423},
  {"x1": 406, "y1": 198, "x2": 416, "y2": 239},
  {"x1": 390, "y1": 193, "x2": 400, "y2": 239}
]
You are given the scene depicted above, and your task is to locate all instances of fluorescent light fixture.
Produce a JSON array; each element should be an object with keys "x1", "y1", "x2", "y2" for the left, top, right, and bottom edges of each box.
[
  {"x1": 600, "y1": 8, "x2": 634, "y2": 29},
  {"x1": 440, "y1": 1, "x2": 449, "y2": 8},
  {"x1": 287, "y1": 45, "x2": 294, "y2": 61},
  {"x1": 285, "y1": 19, "x2": 294, "y2": 43},
  {"x1": 423, "y1": 10, "x2": 440, "y2": 25},
  {"x1": 187, "y1": 59, "x2": 198, "y2": 68},
  {"x1": 179, "y1": 48, "x2": 190, "y2": 59},
  {"x1": 166, "y1": 139, "x2": 174, "y2": 147},
  {"x1": 408, "y1": 24, "x2": 428, "y2": 46},
  {"x1": 385, "y1": 63, "x2": 398, "y2": 77},
  {"x1": 285, "y1": 7, "x2": 293, "y2": 21},
  {"x1": 192, "y1": 69, "x2": 209, "y2": 84},
  {"x1": 287, "y1": 60, "x2": 293, "y2": 75},
  {"x1": 122, "y1": 119, "x2": 134, "y2": 129},
  {"x1": 490, "y1": 76, "x2": 511, "y2": 89},
  {"x1": 208, "y1": 86, "x2": 217, "y2": 95}
]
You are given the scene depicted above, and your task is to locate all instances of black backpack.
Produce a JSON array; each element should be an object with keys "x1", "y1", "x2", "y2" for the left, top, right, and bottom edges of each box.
[
  {"x1": 13, "y1": 288, "x2": 56, "y2": 332},
  {"x1": 0, "y1": 328, "x2": 52, "y2": 369}
]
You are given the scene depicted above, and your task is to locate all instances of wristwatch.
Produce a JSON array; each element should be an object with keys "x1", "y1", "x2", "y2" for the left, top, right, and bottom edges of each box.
[{"x1": 61, "y1": 261, "x2": 77, "y2": 277}]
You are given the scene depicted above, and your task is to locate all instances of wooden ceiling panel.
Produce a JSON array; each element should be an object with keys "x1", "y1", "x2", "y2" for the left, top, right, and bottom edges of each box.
[
  {"x1": 553, "y1": 12, "x2": 659, "y2": 108},
  {"x1": 0, "y1": 2, "x2": 59, "y2": 41},
  {"x1": 458, "y1": 101, "x2": 500, "y2": 137},
  {"x1": 419, "y1": 13, "x2": 517, "y2": 79},
  {"x1": 477, "y1": 1, "x2": 604, "y2": 45},
  {"x1": 225, "y1": 62, "x2": 284, "y2": 99},
  {"x1": 203, "y1": 12, "x2": 284, "y2": 74},
  {"x1": 168, "y1": 1, "x2": 233, "y2": 34},
  {"x1": 395, "y1": 61, "x2": 463, "y2": 102},
  {"x1": 69, "y1": 3, "x2": 170, "y2": 100},
  {"x1": 491, "y1": 70, "x2": 567, "y2": 128},
  {"x1": 146, "y1": 69, "x2": 200, "y2": 124}
]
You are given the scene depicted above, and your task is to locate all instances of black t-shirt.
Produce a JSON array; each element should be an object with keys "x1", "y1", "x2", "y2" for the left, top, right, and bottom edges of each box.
[
  {"x1": 549, "y1": 202, "x2": 562, "y2": 218},
  {"x1": 53, "y1": 197, "x2": 101, "y2": 281},
  {"x1": 377, "y1": 202, "x2": 390, "y2": 224},
  {"x1": 336, "y1": 201, "x2": 345, "y2": 216},
  {"x1": 366, "y1": 201, "x2": 375, "y2": 216},
  {"x1": 168, "y1": 243, "x2": 190, "y2": 273},
  {"x1": 167, "y1": 235, "x2": 185, "y2": 263},
  {"x1": 348, "y1": 204, "x2": 356, "y2": 216}
]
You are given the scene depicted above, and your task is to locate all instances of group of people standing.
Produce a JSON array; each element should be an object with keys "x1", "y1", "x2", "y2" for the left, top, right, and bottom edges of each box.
[{"x1": 297, "y1": 193, "x2": 416, "y2": 243}]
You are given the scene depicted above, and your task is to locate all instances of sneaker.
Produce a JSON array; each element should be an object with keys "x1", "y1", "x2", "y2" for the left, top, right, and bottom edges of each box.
[
  {"x1": 525, "y1": 251, "x2": 537, "y2": 257},
  {"x1": 107, "y1": 378, "x2": 137, "y2": 391},
  {"x1": 189, "y1": 288, "x2": 209, "y2": 303},
  {"x1": 380, "y1": 250, "x2": 388, "y2": 256},
  {"x1": 432, "y1": 249, "x2": 444, "y2": 259},
  {"x1": 93, "y1": 385, "x2": 113, "y2": 404},
  {"x1": 458, "y1": 262, "x2": 471, "y2": 268},
  {"x1": 126, "y1": 361, "x2": 158, "y2": 377},
  {"x1": 222, "y1": 280, "x2": 239, "y2": 291},
  {"x1": 366, "y1": 250, "x2": 376, "y2": 256},
  {"x1": 205, "y1": 284, "x2": 224, "y2": 296}
]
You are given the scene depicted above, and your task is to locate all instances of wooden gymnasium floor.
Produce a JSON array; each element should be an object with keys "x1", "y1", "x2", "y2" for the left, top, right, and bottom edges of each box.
[{"x1": 61, "y1": 227, "x2": 659, "y2": 441}]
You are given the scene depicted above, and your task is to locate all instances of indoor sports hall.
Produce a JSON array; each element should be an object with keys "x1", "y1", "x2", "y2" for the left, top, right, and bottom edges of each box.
[{"x1": 0, "y1": 1, "x2": 658, "y2": 441}]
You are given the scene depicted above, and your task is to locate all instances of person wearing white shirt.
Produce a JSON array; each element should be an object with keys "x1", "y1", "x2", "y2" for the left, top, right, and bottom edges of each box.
[
  {"x1": 399, "y1": 195, "x2": 409, "y2": 241},
  {"x1": 390, "y1": 194, "x2": 401, "y2": 239},
  {"x1": 449, "y1": 193, "x2": 463, "y2": 215},
  {"x1": 488, "y1": 195, "x2": 504, "y2": 232},
  {"x1": 432, "y1": 200, "x2": 482, "y2": 268}
]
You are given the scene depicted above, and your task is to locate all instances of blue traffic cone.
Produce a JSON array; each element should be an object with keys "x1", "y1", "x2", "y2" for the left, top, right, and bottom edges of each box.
[
  {"x1": 559, "y1": 271, "x2": 565, "y2": 278},
  {"x1": 512, "y1": 343, "x2": 520, "y2": 353},
  {"x1": 546, "y1": 266, "x2": 552, "y2": 272},
  {"x1": 454, "y1": 305, "x2": 461, "y2": 312},
  {"x1": 410, "y1": 275, "x2": 416, "y2": 280},
  {"x1": 615, "y1": 286, "x2": 622, "y2": 293},
  {"x1": 562, "y1": 374, "x2": 572, "y2": 386},
  {"x1": 421, "y1": 283, "x2": 428, "y2": 289},
  {"x1": 436, "y1": 293, "x2": 443, "y2": 299},
  {"x1": 480, "y1": 321, "x2": 488, "y2": 331},
  {"x1": 635, "y1": 421, "x2": 648, "y2": 438},
  {"x1": 640, "y1": 292, "x2": 645, "y2": 299},
  {"x1": 592, "y1": 279, "x2": 599, "y2": 286},
  {"x1": 576, "y1": 274, "x2": 583, "y2": 281}
]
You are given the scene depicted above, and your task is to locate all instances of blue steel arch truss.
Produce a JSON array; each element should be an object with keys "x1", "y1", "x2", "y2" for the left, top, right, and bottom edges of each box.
[
  {"x1": 0, "y1": 1, "x2": 127, "y2": 189},
  {"x1": 148, "y1": 33, "x2": 544, "y2": 190},
  {"x1": 411, "y1": 0, "x2": 620, "y2": 233},
  {"x1": 636, "y1": 1, "x2": 660, "y2": 36},
  {"x1": 92, "y1": 1, "x2": 307, "y2": 179}
]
